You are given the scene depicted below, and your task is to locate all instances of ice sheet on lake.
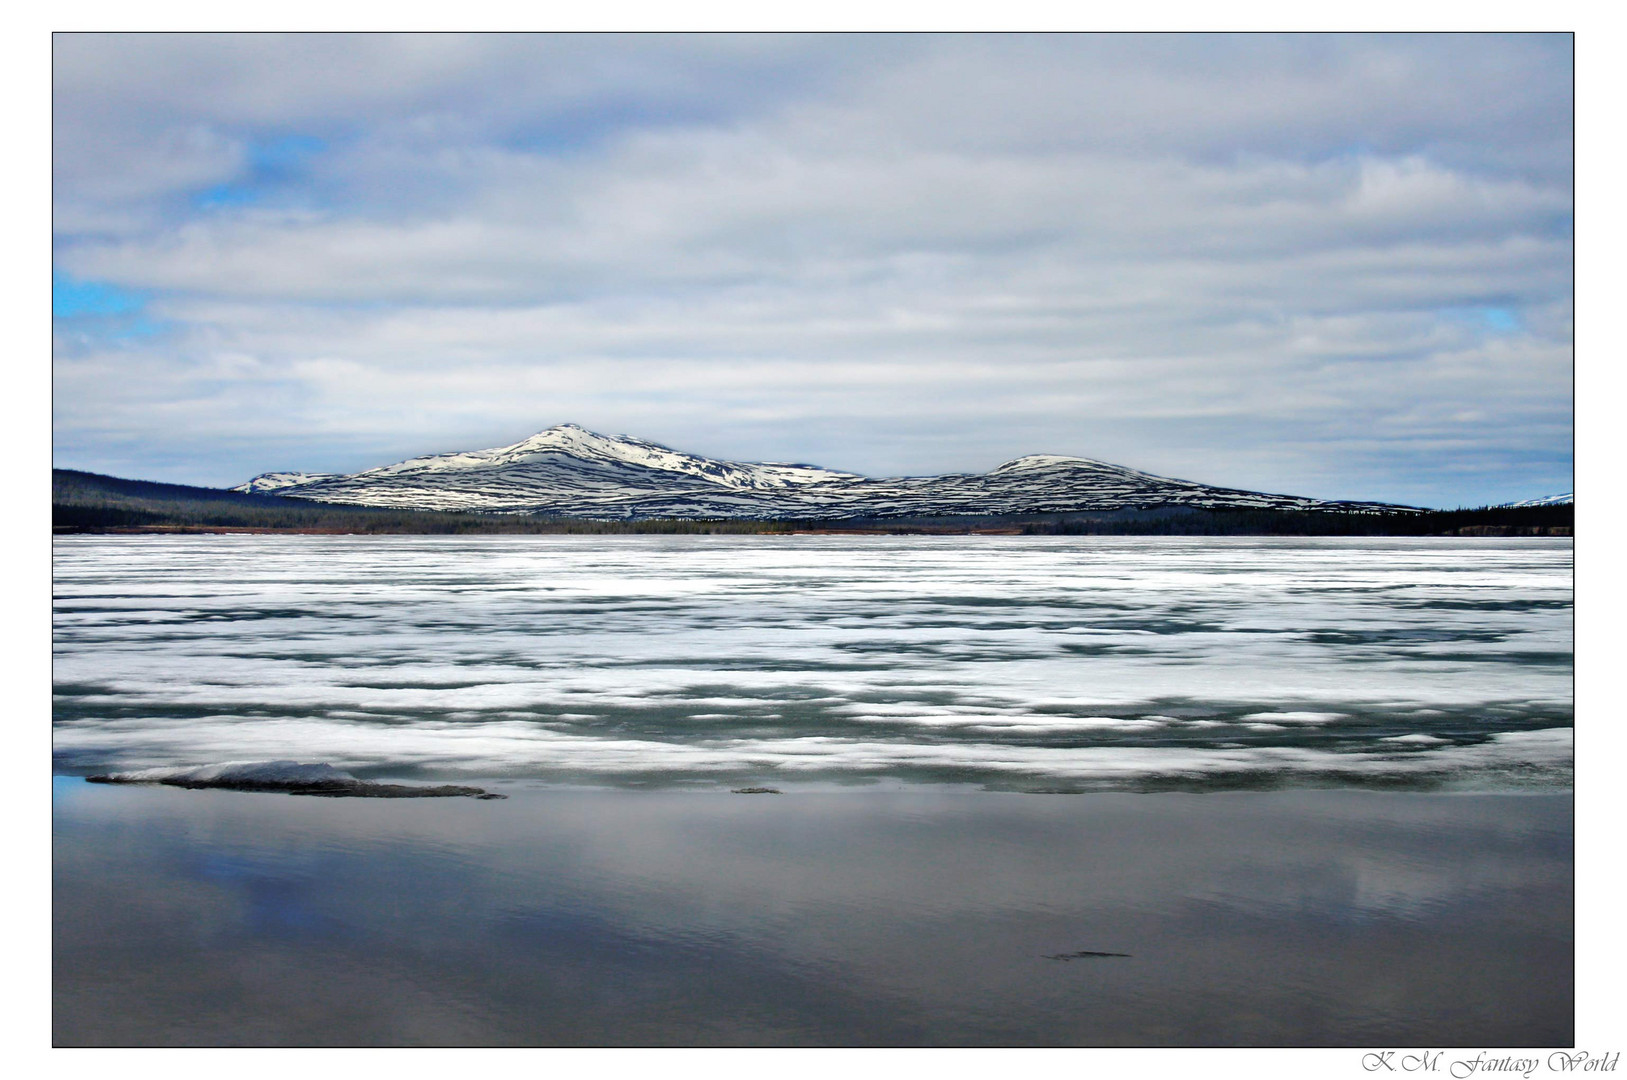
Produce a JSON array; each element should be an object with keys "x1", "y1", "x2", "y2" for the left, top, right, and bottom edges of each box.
[
  {"x1": 100, "y1": 760, "x2": 355, "y2": 786},
  {"x1": 52, "y1": 535, "x2": 1573, "y2": 791}
]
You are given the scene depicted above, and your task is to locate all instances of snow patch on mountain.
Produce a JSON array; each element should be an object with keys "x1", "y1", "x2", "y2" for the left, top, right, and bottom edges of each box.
[
  {"x1": 359, "y1": 424, "x2": 862, "y2": 490},
  {"x1": 991, "y1": 454, "x2": 1132, "y2": 474},
  {"x1": 233, "y1": 471, "x2": 340, "y2": 493}
]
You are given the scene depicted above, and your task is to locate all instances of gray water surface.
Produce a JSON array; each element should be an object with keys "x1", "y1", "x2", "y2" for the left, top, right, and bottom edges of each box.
[{"x1": 53, "y1": 780, "x2": 1573, "y2": 1046}]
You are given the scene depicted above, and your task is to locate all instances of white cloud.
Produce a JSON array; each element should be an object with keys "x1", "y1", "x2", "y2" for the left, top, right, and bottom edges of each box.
[{"x1": 52, "y1": 33, "x2": 1572, "y2": 505}]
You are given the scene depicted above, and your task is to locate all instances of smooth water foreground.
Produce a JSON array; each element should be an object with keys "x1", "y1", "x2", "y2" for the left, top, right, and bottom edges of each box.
[
  {"x1": 52, "y1": 535, "x2": 1574, "y2": 1045},
  {"x1": 55, "y1": 781, "x2": 1572, "y2": 1046},
  {"x1": 52, "y1": 535, "x2": 1573, "y2": 790}
]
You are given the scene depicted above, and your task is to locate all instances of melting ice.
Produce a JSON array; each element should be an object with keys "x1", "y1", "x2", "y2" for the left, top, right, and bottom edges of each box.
[{"x1": 51, "y1": 535, "x2": 1573, "y2": 791}]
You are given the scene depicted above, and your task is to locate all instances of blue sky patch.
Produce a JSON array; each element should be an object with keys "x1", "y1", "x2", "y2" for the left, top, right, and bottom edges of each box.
[
  {"x1": 1478, "y1": 307, "x2": 1521, "y2": 333},
  {"x1": 192, "y1": 134, "x2": 328, "y2": 209},
  {"x1": 1439, "y1": 305, "x2": 1523, "y2": 334},
  {"x1": 250, "y1": 134, "x2": 328, "y2": 172},
  {"x1": 194, "y1": 184, "x2": 261, "y2": 209},
  {"x1": 53, "y1": 271, "x2": 144, "y2": 318}
]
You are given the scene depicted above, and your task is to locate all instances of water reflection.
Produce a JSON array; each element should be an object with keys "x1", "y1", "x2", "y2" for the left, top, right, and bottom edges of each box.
[{"x1": 54, "y1": 781, "x2": 1572, "y2": 1046}]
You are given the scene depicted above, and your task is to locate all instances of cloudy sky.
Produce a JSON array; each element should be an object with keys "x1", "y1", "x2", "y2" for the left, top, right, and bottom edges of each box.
[{"x1": 51, "y1": 33, "x2": 1573, "y2": 506}]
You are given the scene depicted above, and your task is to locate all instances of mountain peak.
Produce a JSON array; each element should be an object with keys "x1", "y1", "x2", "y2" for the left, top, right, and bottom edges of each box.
[
  {"x1": 359, "y1": 423, "x2": 865, "y2": 492},
  {"x1": 991, "y1": 454, "x2": 1119, "y2": 474},
  {"x1": 231, "y1": 471, "x2": 341, "y2": 494}
]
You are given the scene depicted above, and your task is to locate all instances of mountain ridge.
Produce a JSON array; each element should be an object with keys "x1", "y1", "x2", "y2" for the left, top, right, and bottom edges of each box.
[
  {"x1": 232, "y1": 423, "x2": 1420, "y2": 521},
  {"x1": 1498, "y1": 493, "x2": 1573, "y2": 508},
  {"x1": 56, "y1": 466, "x2": 1572, "y2": 536}
]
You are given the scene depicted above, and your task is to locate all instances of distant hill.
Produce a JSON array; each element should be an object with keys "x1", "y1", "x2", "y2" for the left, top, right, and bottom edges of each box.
[
  {"x1": 54, "y1": 467, "x2": 1570, "y2": 536},
  {"x1": 234, "y1": 423, "x2": 1418, "y2": 520},
  {"x1": 1499, "y1": 493, "x2": 1573, "y2": 508},
  {"x1": 52, "y1": 469, "x2": 729, "y2": 534}
]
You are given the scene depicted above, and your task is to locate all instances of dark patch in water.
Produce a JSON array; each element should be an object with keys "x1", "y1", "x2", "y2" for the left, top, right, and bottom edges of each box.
[
  {"x1": 86, "y1": 773, "x2": 505, "y2": 800},
  {"x1": 1305, "y1": 628, "x2": 1511, "y2": 646}
]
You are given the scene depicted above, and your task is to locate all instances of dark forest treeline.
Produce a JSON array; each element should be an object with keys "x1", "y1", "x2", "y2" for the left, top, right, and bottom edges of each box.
[
  {"x1": 1013, "y1": 504, "x2": 1572, "y2": 536},
  {"x1": 52, "y1": 470, "x2": 794, "y2": 534},
  {"x1": 53, "y1": 469, "x2": 1571, "y2": 537}
]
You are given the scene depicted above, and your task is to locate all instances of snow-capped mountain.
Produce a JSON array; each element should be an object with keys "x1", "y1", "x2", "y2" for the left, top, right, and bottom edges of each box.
[
  {"x1": 232, "y1": 471, "x2": 341, "y2": 493},
  {"x1": 1498, "y1": 493, "x2": 1573, "y2": 508},
  {"x1": 234, "y1": 423, "x2": 1412, "y2": 520}
]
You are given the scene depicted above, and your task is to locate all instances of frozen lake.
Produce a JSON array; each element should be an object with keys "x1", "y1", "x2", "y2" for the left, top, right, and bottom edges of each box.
[
  {"x1": 51, "y1": 534, "x2": 1576, "y2": 1045},
  {"x1": 52, "y1": 534, "x2": 1572, "y2": 791}
]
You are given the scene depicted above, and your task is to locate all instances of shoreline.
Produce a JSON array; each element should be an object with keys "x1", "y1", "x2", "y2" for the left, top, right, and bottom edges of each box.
[
  {"x1": 54, "y1": 524, "x2": 1572, "y2": 537},
  {"x1": 51, "y1": 767, "x2": 1576, "y2": 798}
]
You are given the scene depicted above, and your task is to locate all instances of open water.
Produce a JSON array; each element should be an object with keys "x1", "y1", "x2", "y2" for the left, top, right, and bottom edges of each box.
[{"x1": 53, "y1": 781, "x2": 1573, "y2": 1046}]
